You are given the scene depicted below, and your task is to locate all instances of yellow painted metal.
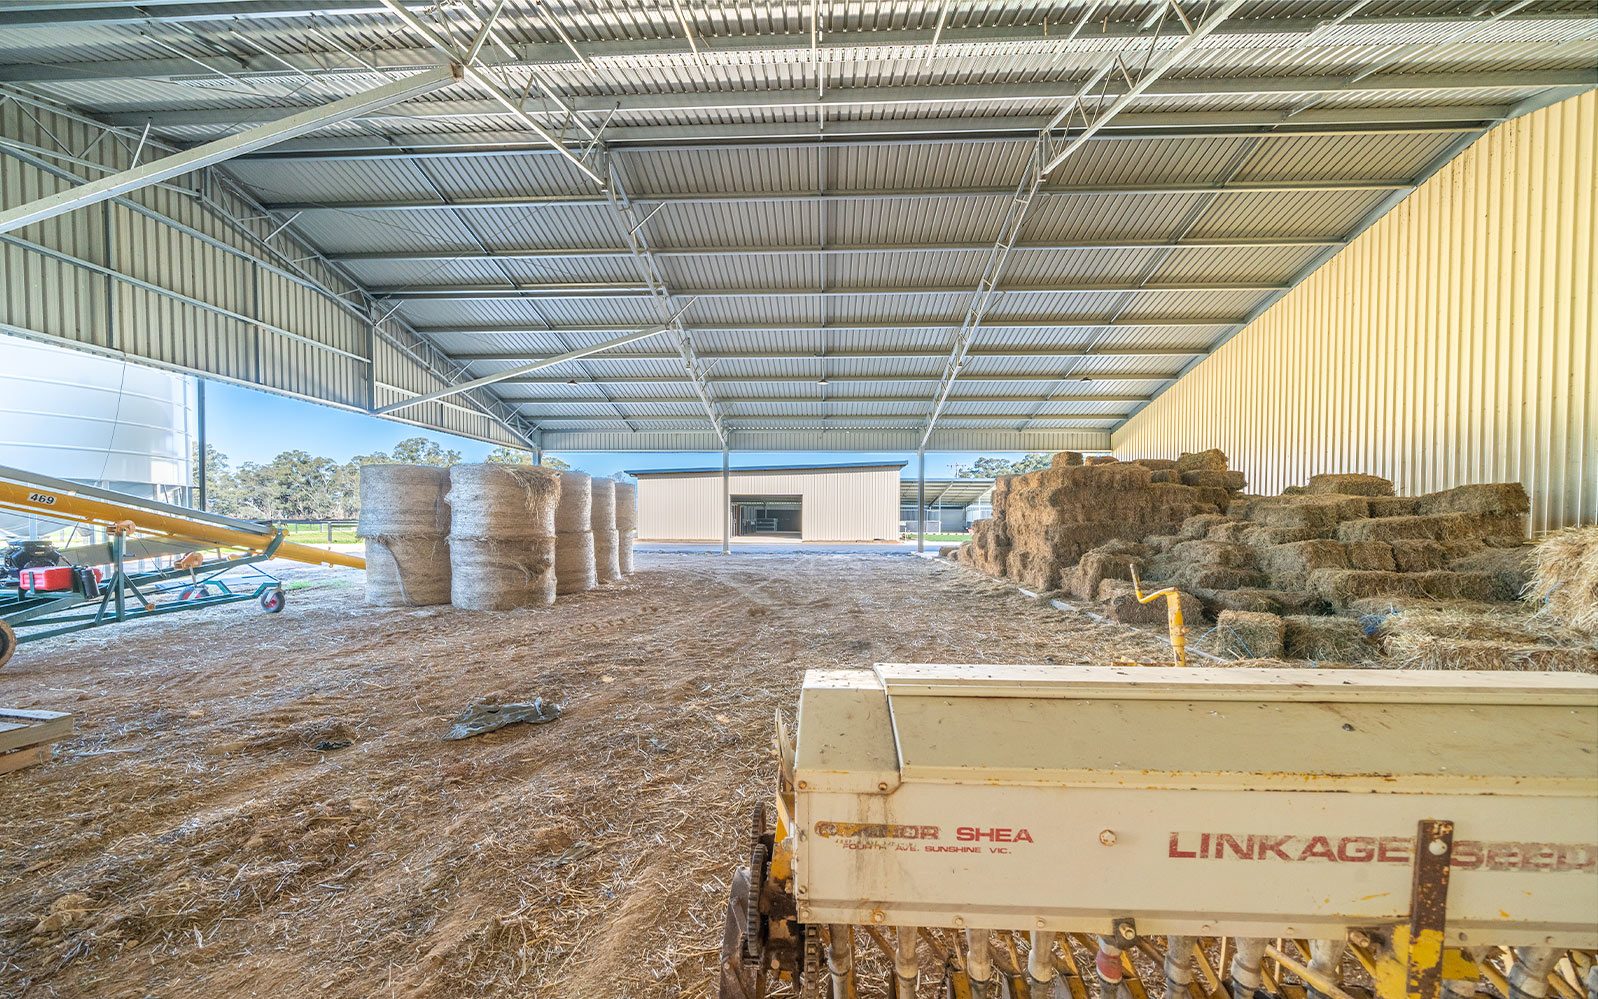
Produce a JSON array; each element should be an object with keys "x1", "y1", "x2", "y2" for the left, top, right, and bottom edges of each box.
[
  {"x1": 1113, "y1": 91, "x2": 1596, "y2": 533},
  {"x1": 0, "y1": 479, "x2": 365, "y2": 570},
  {"x1": 1130, "y1": 565, "x2": 1188, "y2": 667}
]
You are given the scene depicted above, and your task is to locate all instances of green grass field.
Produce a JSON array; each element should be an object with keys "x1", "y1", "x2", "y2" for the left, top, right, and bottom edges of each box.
[
  {"x1": 281, "y1": 524, "x2": 360, "y2": 544},
  {"x1": 902, "y1": 532, "x2": 970, "y2": 543}
]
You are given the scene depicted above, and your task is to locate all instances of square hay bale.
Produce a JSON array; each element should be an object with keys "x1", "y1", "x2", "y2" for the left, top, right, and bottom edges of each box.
[
  {"x1": 1381, "y1": 634, "x2": 1597, "y2": 672},
  {"x1": 1096, "y1": 580, "x2": 1206, "y2": 628},
  {"x1": 1526, "y1": 527, "x2": 1598, "y2": 636},
  {"x1": 1179, "y1": 513, "x2": 1232, "y2": 539},
  {"x1": 1175, "y1": 448, "x2": 1229, "y2": 472},
  {"x1": 1051, "y1": 451, "x2": 1084, "y2": 467},
  {"x1": 1416, "y1": 482, "x2": 1530, "y2": 518},
  {"x1": 1448, "y1": 545, "x2": 1534, "y2": 602},
  {"x1": 1335, "y1": 512, "x2": 1525, "y2": 544},
  {"x1": 1086, "y1": 455, "x2": 1119, "y2": 465},
  {"x1": 1305, "y1": 473, "x2": 1394, "y2": 497},
  {"x1": 1067, "y1": 544, "x2": 1148, "y2": 601},
  {"x1": 1142, "y1": 534, "x2": 1183, "y2": 553},
  {"x1": 1389, "y1": 540, "x2": 1447, "y2": 573},
  {"x1": 1256, "y1": 540, "x2": 1349, "y2": 586},
  {"x1": 1174, "y1": 564, "x2": 1268, "y2": 594},
  {"x1": 1346, "y1": 541, "x2": 1397, "y2": 571},
  {"x1": 1189, "y1": 486, "x2": 1237, "y2": 510},
  {"x1": 1376, "y1": 606, "x2": 1587, "y2": 645},
  {"x1": 1149, "y1": 469, "x2": 1179, "y2": 483},
  {"x1": 1130, "y1": 458, "x2": 1178, "y2": 470},
  {"x1": 1180, "y1": 469, "x2": 1248, "y2": 490},
  {"x1": 1367, "y1": 496, "x2": 1421, "y2": 517},
  {"x1": 1203, "y1": 588, "x2": 1284, "y2": 614},
  {"x1": 1283, "y1": 615, "x2": 1374, "y2": 662},
  {"x1": 1308, "y1": 569, "x2": 1497, "y2": 609},
  {"x1": 1340, "y1": 596, "x2": 1505, "y2": 620},
  {"x1": 1241, "y1": 524, "x2": 1324, "y2": 547},
  {"x1": 1171, "y1": 540, "x2": 1258, "y2": 569},
  {"x1": 1205, "y1": 610, "x2": 1285, "y2": 659},
  {"x1": 1274, "y1": 590, "x2": 1331, "y2": 616},
  {"x1": 939, "y1": 546, "x2": 961, "y2": 559},
  {"x1": 1205, "y1": 521, "x2": 1252, "y2": 544},
  {"x1": 1437, "y1": 538, "x2": 1487, "y2": 560},
  {"x1": 1247, "y1": 495, "x2": 1368, "y2": 532}
]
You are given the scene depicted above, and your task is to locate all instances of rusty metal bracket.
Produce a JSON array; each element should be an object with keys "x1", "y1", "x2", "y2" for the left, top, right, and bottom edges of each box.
[{"x1": 1406, "y1": 818, "x2": 1454, "y2": 999}]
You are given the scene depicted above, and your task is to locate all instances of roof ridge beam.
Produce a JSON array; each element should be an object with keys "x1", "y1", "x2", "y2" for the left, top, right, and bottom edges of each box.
[
  {"x1": 329, "y1": 237, "x2": 1344, "y2": 261},
  {"x1": 275, "y1": 181, "x2": 1404, "y2": 212},
  {"x1": 374, "y1": 281, "x2": 1286, "y2": 299}
]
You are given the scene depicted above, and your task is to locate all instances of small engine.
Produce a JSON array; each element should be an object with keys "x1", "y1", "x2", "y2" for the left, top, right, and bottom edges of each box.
[{"x1": 1, "y1": 540, "x2": 62, "y2": 586}]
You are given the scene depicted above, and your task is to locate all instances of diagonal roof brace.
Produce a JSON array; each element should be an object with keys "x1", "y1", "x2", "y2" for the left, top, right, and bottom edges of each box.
[
  {"x1": 920, "y1": 0, "x2": 1252, "y2": 449},
  {"x1": 0, "y1": 65, "x2": 460, "y2": 235},
  {"x1": 373, "y1": 326, "x2": 670, "y2": 414}
]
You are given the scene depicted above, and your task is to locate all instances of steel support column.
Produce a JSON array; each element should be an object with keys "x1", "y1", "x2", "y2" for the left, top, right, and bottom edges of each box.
[
  {"x1": 196, "y1": 380, "x2": 207, "y2": 512},
  {"x1": 722, "y1": 448, "x2": 731, "y2": 555},
  {"x1": 0, "y1": 66, "x2": 460, "y2": 235},
  {"x1": 917, "y1": 449, "x2": 926, "y2": 554}
]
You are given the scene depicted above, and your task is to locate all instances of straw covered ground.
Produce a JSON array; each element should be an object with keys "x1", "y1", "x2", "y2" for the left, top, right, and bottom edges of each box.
[{"x1": 0, "y1": 551, "x2": 1174, "y2": 999}]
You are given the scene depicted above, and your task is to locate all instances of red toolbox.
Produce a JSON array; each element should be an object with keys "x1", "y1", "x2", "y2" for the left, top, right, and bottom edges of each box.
[{"x1": 19, "y1": 566, "x2": 101, "y2": 592}]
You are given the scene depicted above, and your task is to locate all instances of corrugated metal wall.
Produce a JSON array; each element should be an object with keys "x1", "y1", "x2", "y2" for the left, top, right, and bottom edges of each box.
[
  {"x1": 637, "y1": 466, "x2": 902, "y2": 541},
  {"x1": 1112, "y1": 92, "x2": 1596, "y2": 533},
  {"x1": 0, "y1": 98, "x2": 527, "y2": 449}
]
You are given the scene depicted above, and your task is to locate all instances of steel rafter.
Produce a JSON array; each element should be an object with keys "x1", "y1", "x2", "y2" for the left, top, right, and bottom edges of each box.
[
  {"x1": 0, "y1": 65, "x2": 459, "y2": 235},
  {"x1": 921, "y1": 0, "x2": 1252, "y2": 449}
]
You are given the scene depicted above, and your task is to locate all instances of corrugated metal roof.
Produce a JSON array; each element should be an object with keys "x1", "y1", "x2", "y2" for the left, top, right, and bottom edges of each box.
[{"x1": 1, "y1": 0, "x2": 1592, "y2": 450}]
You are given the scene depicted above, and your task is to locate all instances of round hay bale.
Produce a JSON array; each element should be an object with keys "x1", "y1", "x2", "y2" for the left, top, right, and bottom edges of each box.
[
  {"x1": 358, "y1": 464, "x2": 450, "y2": 536},
  {"x1": 617, "y1": 531, "x2": 635, "y2": 575},
  {"x1": 553, "y1": 471, "x2": 591, "y2": 534},
  {"x1": 364, "y1": 535, "x2": 450, "y2": 606},
  {"x1": 594, "y1": 527, "x2": 621, "y2": 583},
  {"x1": 590, "y1": 478, "x2": 616, "y2": 531},
  {"x1": 614, "y1": 480, "x2": 637, "y2": 531},
  {"x1": 449, "y1": 536, "x2": 556, "y2": 610},
  {"x1": 554, "y1": 531, "x2": 596, "y2": 594},
  {"x1": 446, "y1": 464, "x2": 560, "y2": 539}
]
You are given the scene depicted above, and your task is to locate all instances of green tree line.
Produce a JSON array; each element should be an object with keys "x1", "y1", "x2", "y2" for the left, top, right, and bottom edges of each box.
[{"x1": 190, "y1": 439, "x2": 567, "y2": 520}]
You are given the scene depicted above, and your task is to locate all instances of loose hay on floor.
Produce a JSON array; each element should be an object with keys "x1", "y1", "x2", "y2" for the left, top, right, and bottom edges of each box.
[{"x1": 0, "y1": 551, "x2": 1181, "y2": 999}]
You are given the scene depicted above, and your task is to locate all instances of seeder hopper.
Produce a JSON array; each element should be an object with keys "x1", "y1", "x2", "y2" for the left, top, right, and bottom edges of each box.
[{"x1": 719, "y1": 663, "x2": 1598, "y2": 999}]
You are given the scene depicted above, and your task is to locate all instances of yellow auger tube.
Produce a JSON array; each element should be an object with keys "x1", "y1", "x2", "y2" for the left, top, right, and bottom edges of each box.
[
  {"x1": 0, "y1": 479, "x2": 365, "y2": 571},
  {"x1": 1130, "y1": 564, "x2": 1188, "y2": 667}
]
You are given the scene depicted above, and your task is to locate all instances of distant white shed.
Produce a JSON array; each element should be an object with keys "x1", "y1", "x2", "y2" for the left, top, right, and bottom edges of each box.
[{"x1": 628, "y1": 461, "x2": 905, "y2": 543}]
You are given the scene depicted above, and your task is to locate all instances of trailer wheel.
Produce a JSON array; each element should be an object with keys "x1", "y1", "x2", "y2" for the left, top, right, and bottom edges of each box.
[
  {"x1": 0, "y1": 620, "x2": 15, "y2": 670},
  {"x1": 180, "y1": 585, "x2": 213, "y2": 600},
  {"x1": 260, "y1": 588, "x2": 286, "y2": 614}
]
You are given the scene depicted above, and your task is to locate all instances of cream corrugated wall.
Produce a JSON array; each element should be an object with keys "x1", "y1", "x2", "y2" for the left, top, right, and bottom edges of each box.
[
  {"x1": 1112, "y1": 92, "x2": 1596, "y2": 533},
  {"x1": 636, "y1": 467, "x2": 902, "y2": 541}
]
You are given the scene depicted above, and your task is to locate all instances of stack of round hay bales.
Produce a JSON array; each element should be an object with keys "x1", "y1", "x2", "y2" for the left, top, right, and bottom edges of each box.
[
  {"x1": 591, "y1": 477, "x2": 621, "y2": 583},
  {"x1": 446, "y1": 463, "x2": 561, "y2": 610},
  {"x1": 614, "y1": 479, "x2": 637, "y2": 575},
  {"x1": 358, "y1": 464, "x2": 452, "y2": 606},
  {"x1": 553, "y1": 470, "x2": 596, "y2": 595}
]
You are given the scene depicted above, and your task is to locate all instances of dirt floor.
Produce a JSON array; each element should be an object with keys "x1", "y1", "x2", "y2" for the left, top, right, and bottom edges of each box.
[{"x1": 0, "y1": 551, "x2": 1175, "y2": 999}]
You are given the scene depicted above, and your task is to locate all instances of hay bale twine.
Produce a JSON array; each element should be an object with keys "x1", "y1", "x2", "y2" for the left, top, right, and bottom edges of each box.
[
  {"x1": 364, "y1": 535, "x2": 451, "y2": 606},
  {"x1": 590, "y1": 477, "x2": 616, "y2": 531},
  {"x1": 449, "y1": 536, "x2": 556, "y2": 610},
  {"x1": 554, "y1": 531, "x2": 596, "y2": 594},
  {"x1": 553, "y1": 471, "x2": 591, "y2": 534},
  {"x1": 446, "y1": 464, "x2": 560, "y2": 539},
  {"x1": 614, "y1": 480, "x2": 637, "y2": 531},
  {"x1": 618, "y1": 531, "x2": 636, "y2": 575},
  {"x1": 358, "y1": 464, "x2": 450, "y2": 536},
  {"x1": 594, "y1": 528, "x2": 621, "y2": 583}
]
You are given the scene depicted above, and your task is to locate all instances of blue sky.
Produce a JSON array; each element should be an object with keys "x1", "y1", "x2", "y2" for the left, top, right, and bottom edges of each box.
[{"x1": 205, "y1": 381, "x2": 1040, "y2": 478}]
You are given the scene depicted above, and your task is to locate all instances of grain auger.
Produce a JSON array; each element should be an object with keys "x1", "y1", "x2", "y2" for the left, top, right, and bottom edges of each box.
[{"x1": 719, "y1": 664, "x2": 1598, "y2": 999}]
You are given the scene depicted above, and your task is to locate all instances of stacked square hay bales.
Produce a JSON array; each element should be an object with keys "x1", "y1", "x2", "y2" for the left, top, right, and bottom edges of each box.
[
  {"x1": 954, "y1": 453, "x2": 1564, "y2": 669},
  {"x1": 967, "y1": 460, "x2": 1231, "y2": 592}
]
